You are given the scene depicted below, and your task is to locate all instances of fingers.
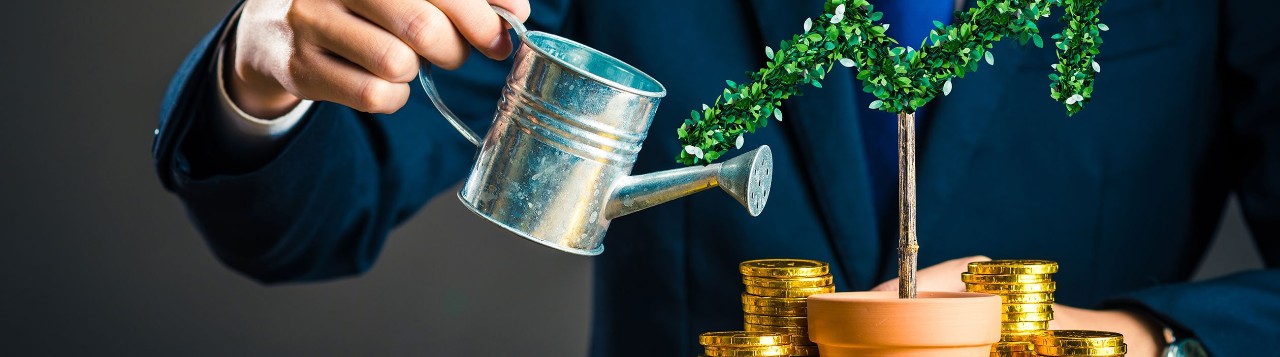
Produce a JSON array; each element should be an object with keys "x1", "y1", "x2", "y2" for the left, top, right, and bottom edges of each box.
[
  {"x1": 871, "y1": 255, "x2": 990, "y2": 293},
  {"x1": 344, "y1": 0, "x2": 472, "y2": 69},
  {"x1": 429, "y1": 0, "x2": 514, "y2": 60},
  {"x1": 488, "y1": 0, "x2": 531, "y2": 23},
  {"x1": 289, "y1": 44, "x2": 411, "y2": 113},
  {"x1": 1047, "y1": 304, "x2": 1075, "y2": 330},
  {"x1": 261, "y1": 0, "x2": 532, "y2": 113},
  {"x1": 306, "y1": 9, "x2": 420, "y2": 82}
]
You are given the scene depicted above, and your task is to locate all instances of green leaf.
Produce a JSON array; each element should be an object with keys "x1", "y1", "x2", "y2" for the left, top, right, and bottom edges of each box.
[
  {"x1": 674, "y1": 0, "x2": 1109, "y2": 165},
  {"x1": 704, "y1": 150, "x2": 722, "y2": 161},
  {"x1": 910, "y1": 97, "x2": 927, "y2": 108}
]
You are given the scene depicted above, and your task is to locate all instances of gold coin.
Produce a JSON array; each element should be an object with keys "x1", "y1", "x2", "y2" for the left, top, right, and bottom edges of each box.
[
  {"x1": 794, "y1": 335, "x2": 814, "y2": 345},
  {"x1": 968, "y1": 260, "x2": 1058, "y2": 275},
  {"x1": 1031, "y1": 330, "x2": 1125, "y2": 347},
  {"x1": 703, "y1": 345, "x2": 792, "y2": 357},
  {"x1": 791, "y1": 344, "x2": 820, "y2": 356},
  {"x1": 698, "y1": 331, "x2": 791, "y2": 347},
  {"x1": 1002, "y1": 311, "x2": 1054, "y2": 322},
  {"x1": 961, "y1": 273, "x2": 1053, "y2": 284},
  {"x1": 1001, "y1": 303, "x2": 1053, "y2": 314},
  {"x1": 740, "y1": 259, "x2": 830, "y2": 278},
  {"x1": 1000, "y1": 293, "x2": 1055, "y2": 304},
  {"x1": 966, "y1": 282, "x2": 1056, "y2": 294},
  {"x1": 743, "y1": 304, "x2": 807, "y2": 316},
  {"x1": 1001, "y1": 321, "x2": 1049, "y2": 331},
  {"x1": 743, "y1": 274, "x2": 834, "y2": 288},
  {"x1": 745, "y1": 285, "x2": 834, "y2": 298},
  {"x1": 742, "y1": 324, "x2": 812, "y2": 344},
  {"x1": 742, "y1": 293, "x2": 809, "y2": 308},
  {"x1": 744, "y1": 322, "x2": 806, "y2": 333},
  {"x1": 744, "y1": 314, "x2": 807, "y2": 327},
  {"x1": 988, "y1": 351, "x2": 1034, "y2": 357},
  {"x1": 1001, "y1": 331, "x2": 1038, "y2": 342},
  {"x1": 992, "y1": 341, "x2": 1032, "y2": 352},
  {"x1": 1034, "y1": 344, "x2": 1128, "y2": 356}
]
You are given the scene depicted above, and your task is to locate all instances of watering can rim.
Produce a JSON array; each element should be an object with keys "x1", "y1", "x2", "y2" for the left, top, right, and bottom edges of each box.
[{"x1": 515, "y1": 31, "x2": 668, "y2": 99}]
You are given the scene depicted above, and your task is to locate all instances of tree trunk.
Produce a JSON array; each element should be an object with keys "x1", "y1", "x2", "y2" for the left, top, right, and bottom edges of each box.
[{"x1": 897, "y1": 112, "x2": 919, "y2": 299}]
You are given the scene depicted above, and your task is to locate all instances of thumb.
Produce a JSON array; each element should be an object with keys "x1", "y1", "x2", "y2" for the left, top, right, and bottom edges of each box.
[{"x1": 871, "y1": 255, "x2": 991, "y2": 292}]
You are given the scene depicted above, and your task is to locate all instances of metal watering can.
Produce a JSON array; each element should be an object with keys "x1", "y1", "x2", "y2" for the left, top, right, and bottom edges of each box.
[{"x1": 417, "y1": 7, "x2": 774, "y2": 255}]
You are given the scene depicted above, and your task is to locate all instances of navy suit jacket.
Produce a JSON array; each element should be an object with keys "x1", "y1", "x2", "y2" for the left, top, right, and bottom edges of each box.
[{"x1": 156, "y1": 0, "x2": 1280, "y2": 355}]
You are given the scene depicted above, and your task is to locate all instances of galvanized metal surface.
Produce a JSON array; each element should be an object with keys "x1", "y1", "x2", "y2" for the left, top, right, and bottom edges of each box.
[{"x1": 417, "y1": 6, "x2": 773, "y2": 255}]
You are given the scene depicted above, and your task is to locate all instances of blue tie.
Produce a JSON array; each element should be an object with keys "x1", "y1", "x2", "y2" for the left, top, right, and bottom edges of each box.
[{"x1": 856, "y1": 1, "x2": 954, "y2": 242}]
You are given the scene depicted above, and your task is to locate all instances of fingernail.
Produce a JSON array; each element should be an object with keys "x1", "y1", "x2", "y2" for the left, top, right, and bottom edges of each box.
[{"x1": 488, "y1": 32, "x2": 511, "y2": 56}]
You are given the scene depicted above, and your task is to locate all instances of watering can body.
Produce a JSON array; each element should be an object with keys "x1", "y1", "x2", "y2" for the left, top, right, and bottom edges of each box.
[{"x1": 419, "y1": 8, "x2": 773, "y2": 255}]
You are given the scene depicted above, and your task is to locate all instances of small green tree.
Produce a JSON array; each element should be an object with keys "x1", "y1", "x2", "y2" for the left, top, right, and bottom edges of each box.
[{"x1": 677, "y1": 0, "x2": 1107, "y2": 298}]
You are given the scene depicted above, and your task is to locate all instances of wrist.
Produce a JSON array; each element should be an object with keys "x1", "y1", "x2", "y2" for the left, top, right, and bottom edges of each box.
[
  {"x1": 224, "y1": 30, "x2": 300, "y2": 119},
  {"x1": 1105, "y1": 308, "x2": 1167, "y2": 357}
]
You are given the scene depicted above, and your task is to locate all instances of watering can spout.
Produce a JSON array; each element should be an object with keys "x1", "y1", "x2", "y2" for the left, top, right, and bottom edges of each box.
[{"x1": 607, "y1": 146, "x2": 774, "y2": 219}]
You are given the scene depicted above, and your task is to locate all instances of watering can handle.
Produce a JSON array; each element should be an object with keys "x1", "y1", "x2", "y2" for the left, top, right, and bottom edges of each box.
[{"x1": 417, "y1": 6, "x2": 528, "y2": 147}]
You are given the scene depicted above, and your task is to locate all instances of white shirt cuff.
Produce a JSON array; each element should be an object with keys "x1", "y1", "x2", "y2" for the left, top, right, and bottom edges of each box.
[
  {"x1": 213, "y1": 45, "x2": 312, "y2": 140},
  {"x1": 210, "y1": 6, "x2": 312, "y2": 143}
]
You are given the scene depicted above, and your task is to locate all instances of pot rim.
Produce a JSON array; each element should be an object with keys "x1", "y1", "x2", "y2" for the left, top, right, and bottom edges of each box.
[
  {"x1": 807, "y1": 290, "x2": 997, "y2": 303},
  {"x1": 807, "y1": 291, "x2": 1002, "y2": 349}
]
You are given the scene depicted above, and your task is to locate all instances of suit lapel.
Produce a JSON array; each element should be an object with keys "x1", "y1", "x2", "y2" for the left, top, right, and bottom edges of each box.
[{"x1": 745, "y1": 0, "x2": 882, "y2": 289}]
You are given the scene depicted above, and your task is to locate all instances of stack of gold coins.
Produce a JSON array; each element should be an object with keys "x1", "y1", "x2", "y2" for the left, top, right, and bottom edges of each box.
[
  {"x1": 1031, "y1": 330, "x2": 1127, "y2": 356},
  {"x1": 740, "y1": 259, "x2": 835, "y2": 356},
  {"x1": 990, "y1": 341, "x2": 1034, "y2": 357},
  {"x1": 963, "y1": 259, "x2": 1058, "y2": 355},
  {"x1": 698, "y1": 331, "x2": 793, "y2": 357}
]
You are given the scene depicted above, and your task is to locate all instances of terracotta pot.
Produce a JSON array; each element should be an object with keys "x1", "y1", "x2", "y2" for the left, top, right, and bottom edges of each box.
[{"x1": 807, "y1": 291, "x2": 1001, "y2": 357}]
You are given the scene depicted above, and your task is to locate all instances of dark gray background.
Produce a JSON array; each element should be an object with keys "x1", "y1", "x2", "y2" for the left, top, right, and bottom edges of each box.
[{"x1": 0, "y1": 0, "x2": 1263, "y2": 355}]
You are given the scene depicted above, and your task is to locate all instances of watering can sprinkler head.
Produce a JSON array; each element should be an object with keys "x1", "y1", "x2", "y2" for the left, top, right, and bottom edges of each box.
[{"x1": 606, "y1": 145, "x2": 773, "y2": 220}]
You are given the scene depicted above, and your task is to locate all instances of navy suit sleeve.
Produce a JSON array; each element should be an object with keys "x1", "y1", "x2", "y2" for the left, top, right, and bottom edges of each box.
[
  {"x1": 1105, "y1": 1, "x2": 1280, "y2": 354},
  {"x1": 154, "y1": 1, "x2": 573, "y2": 283}
]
